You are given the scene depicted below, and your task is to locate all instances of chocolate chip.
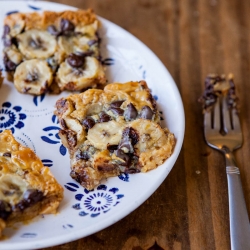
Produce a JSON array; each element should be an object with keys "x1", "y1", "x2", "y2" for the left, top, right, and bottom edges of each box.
[
  {"x1": 60, "y1": 129, "x2": 77, "y2": 148},
  {"x1": 97, "y1": 163, "x2": 118, "y2": 172},
  {"x1": 76, "y1": 150, "x2": 90, "y2": 160},
  {"x1": 3, "y1": 36, "x2": 12, "y2": 47},
  {"x1": 70, "y1": 168, "x2": 96, "y2": 188},
  {"x1": 2, "y1": 26, "x2": 18, "y2": 46},
  {"x1": 121, "y1": 127, "x2": 130, "y2": 137},
  {"x1": 107, "y1": 144, "x2": 118, "y2": 151},
  {"x1": 0, "y1": 200, "x2": 11, "y2": 220},
  {"x1": 140, "y1": 105, "x2": 154, "y2": 120},
  {"x1": 125, "y1": 168, "x2": 140, "y2": 174},
  {"x1": 99, "y1": 112, "x2": 111, "y2": 122},
  {"x1": 6, "y1": 60, "x2": 16, "y2": 71},
  {"x1": 118, "y1": 127, "x2": 137, "y2": 153},
  {"x1": 60, "y1": 18, "x2": 75, "y2": 33},
  {"x1": 29, "y1": 37, "x2": 43, "y2": 49},
  {"x1": 23, "y1": 87, "x2": 31, "y2": 93},
  {"x1": 115, "y1": 149, "x2": 131, "y2": 165},
  {"x1": 23, "y1": 189, "x2": 43, "y2": 203},
  {"x1": 2, "y1": 25, "x2": 10, "y2": 38},
  {"x1": 119, "y1": 138, "x2": 133, "y2": 153},
  {"x1": 87, "y1": 39, "x2": 98, "y2": 46},
  {"x1": 132, "y1": 154, "x2": 139, "y2": 163},
  {"x1": 67, "y1": 54, "x2": 85, "y2": 68},
  {"x1": 124, "y1": 103, "x2": 138, "y2": 121},
  {"x1": 82, "y1": 116, "x2": 95, "y2": 129},
  {"x1": 121, "y1": 127, "x2": 139, "y2": 146},
  {"x1": 60, "y1": 119, "x2": 68, "y2": 129},
  {"x1": 3, "y1": 55, "x2": 16, "y2": 71},
  {"x1": 3, "y1": 152, "x2": 11, "y2": 157},
  {"x1": 77, "y1": 51, "x2": 94, "y2": 57},
  {"x1": 11, "y1": 37, "x2": 18, "y2": 47},
  {"x1": 110, "y1": 100, "x2": 124, "y2": 108},
  {"x1": 56, "y1": 98, "x2": 68, "y2": 116},
  {"x1": 109, "y1": 107, "x2": 124, "y2": 116},
  {"x1": 25, "y1": 72, "x2": 39, "y2": 83},
  {"x1": 129, "y1": 127, "x2": 139, "y2": 145},
  {"x1": 47, "y1": 25, "x2": 61, "y2": 36},
  {"x1": 109, "y1": 100, "x2": 124, "y2": 116},
  {"x1": 15, "y1": 189, "x2": 43, "y2": 211},
  {"x1": 96, "y1": 32, "x2": 101, "y2": 43}
]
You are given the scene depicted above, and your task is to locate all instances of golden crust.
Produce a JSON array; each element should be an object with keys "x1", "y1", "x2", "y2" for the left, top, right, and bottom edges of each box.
[
  {"x1": 0, "y1": 130, "x2": 63, "y2": 197},
  {"x1": 4, "y1": 9, "x2": 98, "y2": 31},
  {"x1": 3, "y1": 9, "x2": 105, "y2": 95},
  {"x1": 0, "y1": 130, "x2": 63, "y2": 237},
  {"x1": 55, "y1": 81, "x2": 160, "y2": 152},
  {"x1": 4, "y1": 13, "x2": 25, "y2": 28},
  {"x1": 57, "y1": 81, "x2": 157, "y2": 120},
  {"x1": 129, "y1": 120, "x2": 176, "y2": 172},
  {"x1": 55, "y1": 81, "x2": 175, "y2": 190}
]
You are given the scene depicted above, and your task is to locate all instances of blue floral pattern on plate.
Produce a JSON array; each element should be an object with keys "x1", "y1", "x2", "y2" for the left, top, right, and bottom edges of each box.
[
  {"x1": 0, "y1": 102, "x2": 27, "y2": 133},
  {"x1": 20, "y1": 233, "x2": 37, "y2": 238},
  {"x1": 41, "y1": 115, "x2": 67, "y2": 155},
  {"x1": 41, "y1": 126, "x2": 67, "y2": 156},
  {"x1": 63, "y1": 224, "x2": 73, "y2": 229},
  {"x1": 118, "y1": 173, "x2": 129, "y2": 182},
  {"x1": 102, "y1": 58, "x2": 115, "y2": 66},
  {"x1": 68, "y1": 184, "x2": 124, "y2": 217},
  {"x1": 42, "y1": 159, "x2": 53, "y2": 167},
  {"x1": 27, "y1": 4, "x2": 41, "y2": 11},
  {"x1": 6, "y1": 10, "x2": 19, "y2": 16},
  {"x1": 33, "y1": 94, "x2": 46, "y2": 106}
]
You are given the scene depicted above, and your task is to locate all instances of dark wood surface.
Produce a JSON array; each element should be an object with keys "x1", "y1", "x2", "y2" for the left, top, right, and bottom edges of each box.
[{"x1": 43, "y1": 0, "x2": 250, "y2": 249}]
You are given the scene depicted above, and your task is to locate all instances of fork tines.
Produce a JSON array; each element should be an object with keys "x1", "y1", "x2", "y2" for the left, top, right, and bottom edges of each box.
[{"x1": 205, "y1": 95, "x2": 240, "y2": 136}]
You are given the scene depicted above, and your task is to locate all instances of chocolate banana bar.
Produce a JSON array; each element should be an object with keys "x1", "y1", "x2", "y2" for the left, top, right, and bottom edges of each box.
[
  {"x1": 2, "y1": 9, "x2": 106, "y2": 95},
  {"x1": 199, "y1": 73, "x2": 238, "y2": 111},
  {"x1": 0, "y1": 130, "x2": 63, "y2": 237},
  {"x1": 55, "y1": 81, "x2": 175, "y2": 190}
]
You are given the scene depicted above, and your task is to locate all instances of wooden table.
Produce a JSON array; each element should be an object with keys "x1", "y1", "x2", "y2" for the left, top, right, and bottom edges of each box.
[{"x1": 44, "y1": 0, "x2": 250, "y2": 249}]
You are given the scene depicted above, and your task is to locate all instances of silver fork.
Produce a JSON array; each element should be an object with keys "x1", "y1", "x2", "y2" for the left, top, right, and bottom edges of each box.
[{"x1": 204, "y1": 95, "x2": 250, "y2": 250}]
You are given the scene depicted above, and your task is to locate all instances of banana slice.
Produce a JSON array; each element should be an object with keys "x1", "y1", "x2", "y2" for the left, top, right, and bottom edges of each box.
[
  {"x1": 0, "y1": 174, "x2": 28, "y2": 205},
  {"x1": 17, "y1": 30, "x2": 57, "y2": 59},
  {"x1": 129, "y1": 119, "x2": 166, "y2": 152},
  {"x1": 129, "y1": 119, "x2": 175, "y2": 171},
  {"x1": 58, "y1": 35, "x2": 94, "y2": 55},
  {"x1": 87, "y1": 121, "x2": 125, "y2": 150},
  {"x1": 57, "y1": 56, "x2": 105, "y2": 91},
  {"x1": 14, "y1": 59, "x2": 53, "y2": 95}
]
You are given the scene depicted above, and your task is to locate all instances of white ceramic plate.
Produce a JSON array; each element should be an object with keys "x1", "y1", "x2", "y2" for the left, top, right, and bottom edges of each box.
[{"x1": 0, "y1": 1, "x2": 185, "y2": 249}]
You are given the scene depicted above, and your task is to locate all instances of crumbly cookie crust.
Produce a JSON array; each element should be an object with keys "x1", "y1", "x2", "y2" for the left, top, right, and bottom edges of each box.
[
  {"x1": 0, "y1": 130, "x2": 63, "y2": 237},
  {"x1": 55, "y1": 81, "x2": 175, "y2": 190},
  {"x1": 2, "y1": 9, "x2": 106, "y2": 95},
  {"x1": 4, "y1": 9, "x2": 97, "y2": 30}
]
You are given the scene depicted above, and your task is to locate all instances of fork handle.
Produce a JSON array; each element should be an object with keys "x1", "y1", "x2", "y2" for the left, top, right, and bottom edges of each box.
[{"x1": 227, "y1": 165, "x2": 250, "y2": 250}]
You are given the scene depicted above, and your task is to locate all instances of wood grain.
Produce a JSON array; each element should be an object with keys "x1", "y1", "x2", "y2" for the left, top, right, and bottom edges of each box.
[{"x1": 42, "y1": 0, "x2": 250, "y2": 249}]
